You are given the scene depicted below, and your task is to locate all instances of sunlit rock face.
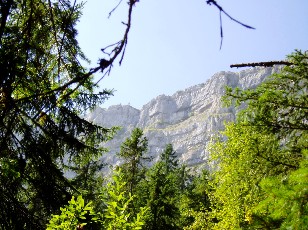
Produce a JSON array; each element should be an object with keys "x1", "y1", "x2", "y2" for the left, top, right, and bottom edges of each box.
[{"x1": 86, "y1": 67, "x2": 280, "y2": 170}]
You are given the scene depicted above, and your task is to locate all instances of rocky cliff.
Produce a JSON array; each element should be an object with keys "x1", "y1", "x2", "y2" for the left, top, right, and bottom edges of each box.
[{"x1": 86, "y1": 67, "x2": 280, "y2": 169}]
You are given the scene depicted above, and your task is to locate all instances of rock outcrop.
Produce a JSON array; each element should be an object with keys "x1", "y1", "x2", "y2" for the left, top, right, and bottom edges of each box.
[{"x1": 86, "y1": 67, "x2": 280, "y2": 169}]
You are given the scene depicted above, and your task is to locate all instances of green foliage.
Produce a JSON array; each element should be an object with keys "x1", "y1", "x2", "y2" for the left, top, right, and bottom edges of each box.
[
  {"x1": 207, "y1": 50, "x2": 308, "y2": 229},
  {"x1": 117, "y1": 128, "x2": 151, "y2": 217},
  {"x1": 145, "y1": 163, "x2": 180, "y2": 229},
  {"x1": 187, "y1": 170, "x2": 212, "y2": 211},
  {"x1": 209, "y1": 124, "x2": 280, "y2": 229},
  {"x1": 68, "y1": 141, "x2": 109, "y2": 213},
  {"x1": 253, "y1": 149, "x2": 308, "y2": 229},
  {"x1": 224, "y1": 50, "x2": 308, "y2": 150},
  {"x1": 182, "y1": 209, "x2": 213, "y2": 230},
  {"x1": 47, "y1": 170, "x2": 148, "y2": 230},
  {"x1": 118, "y1": 128, "x2": 149, "y2": 191},
  {"x1": 0, "y1": 0, "x2": 115, "y2": 228},
  {"x1": 47, "y1": 196, "x2": 100, "y2": 230},
  {"x1": 2, "y1": 4, "x2": 305, "y2": 229},
  {"x1": 180, "y1": 170, "x2": 213, "y2": 229},
  {"x1": 160, "y1": 144, "x2": 179, "y2": 173},
  {"x1": 142, "y1": 144, "x2": 187, "y2": 230},
  {"x1": 0, "y1": 157, "x2": 21, "y2": 179},
  {"x1": 102, "y1": 169, "x2": 148, "y2": 230}
]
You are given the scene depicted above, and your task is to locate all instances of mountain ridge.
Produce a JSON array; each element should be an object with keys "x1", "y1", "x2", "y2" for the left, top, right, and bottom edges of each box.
[{"x1": 87, "y1": 66, "x2": 280, "y2": 170}]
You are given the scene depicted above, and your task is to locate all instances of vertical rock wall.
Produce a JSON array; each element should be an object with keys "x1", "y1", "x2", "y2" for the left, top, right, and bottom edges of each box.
[{"x1": 86, "y1": 67, "x2": 280, "y2": 169}]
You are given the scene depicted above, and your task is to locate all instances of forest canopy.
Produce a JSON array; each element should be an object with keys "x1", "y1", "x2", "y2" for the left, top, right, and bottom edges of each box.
[{"x1": 47, "y1": 50, "x2": 308, "y2": 229}]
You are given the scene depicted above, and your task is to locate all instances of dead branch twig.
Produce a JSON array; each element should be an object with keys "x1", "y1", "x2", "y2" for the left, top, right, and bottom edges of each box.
[
  {"x1": 108, "y1": 0, "x2": 124, "y2": 18},
  {"x1": 10, "y1": 0, "x2": 138, "y2": 104},
  {"x1": 230, "y1": 61, "x2": 293, "y2": 68},
  {"x1": 206, "y1": 0, "x2": 255, "y2": 49}
]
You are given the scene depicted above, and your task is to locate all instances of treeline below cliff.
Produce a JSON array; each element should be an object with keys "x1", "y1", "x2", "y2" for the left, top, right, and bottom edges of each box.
[
  {"x1": 46, "y1": 51, "x2": 308, "y2": 230},
  {"x1": 87, "y1": 65, "x2": 279, "y2": 169}
]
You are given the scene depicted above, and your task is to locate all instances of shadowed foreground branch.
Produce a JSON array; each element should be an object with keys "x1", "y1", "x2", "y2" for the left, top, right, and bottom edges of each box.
[{"x1": 230, "y1": 61, "x2": 293, "y2": 68}]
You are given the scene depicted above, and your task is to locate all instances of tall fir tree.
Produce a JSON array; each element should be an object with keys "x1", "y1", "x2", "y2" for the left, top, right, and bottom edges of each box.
[
  {"x1": 144, "y1": 144, "x2": 183, "y2": 230},
  {"x1": 117, "y1": 127, "x2": 151, "y2": 217},
  {"x1": 0, "y1": 0, "x2": 117, "y2": 228}
]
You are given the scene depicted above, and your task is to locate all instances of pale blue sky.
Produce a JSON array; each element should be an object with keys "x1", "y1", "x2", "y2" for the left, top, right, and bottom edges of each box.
[{"x1": 76, "y1": 0, "x2": 308, "y2": 109}]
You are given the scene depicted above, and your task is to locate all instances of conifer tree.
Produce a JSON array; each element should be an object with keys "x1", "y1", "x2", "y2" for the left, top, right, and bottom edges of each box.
[
  {"x1": 117, "y1": 127, "x2": 151, "y2": 217},
  {"x1": 0, "y1": 0, "x2": 121, "y2": 228},
  {"x1": 207, "y1": 50, "x2": 308, "y2": 229},
  {"x1": 161, "y1": 143, "x2": 178, "y2": 173},
  {"x1": 144, "y1": 144, "x2": 183, "y2": 230},
  {"x1": 117, "y1": 128, "x2": 150, "y2": 195}
]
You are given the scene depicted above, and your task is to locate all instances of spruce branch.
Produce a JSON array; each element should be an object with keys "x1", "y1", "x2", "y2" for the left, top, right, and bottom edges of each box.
[{"x1": 4, "y1": 0, "x2": 138, "y2": 105}]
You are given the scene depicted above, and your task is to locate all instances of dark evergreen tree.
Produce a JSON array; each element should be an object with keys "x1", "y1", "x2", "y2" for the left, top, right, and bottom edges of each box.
[
  {"x1": 160, "y1": 143, "x2": 178, "y2": 173},
  {"x1": 143, "y1": 144, "x2": 183, "y2": 230},
  {"x1": 0, "y1": 0, "x2": 119, "y2": 228},
  {"x1": 69, "y1": 155, "x2": 107, "y2": 213},
  {"x1": 189, "y1": 170, "x2": 211, "y2": 211},
  {"x1": 117, "y1": 128, "x2": 150, "y2": 195},
  {"x1": 117, "y1": 127, "x2": 151, "y2": 216}
]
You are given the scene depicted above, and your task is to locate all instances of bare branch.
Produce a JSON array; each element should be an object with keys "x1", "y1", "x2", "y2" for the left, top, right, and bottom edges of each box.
[
  {"x1": 37, "y1": 0, "x2": 137, "y2": 101},
  {"x1": 108, "y1": 0, "x2": 124, "y2": 18},
  {"x1": 230, "y1": 61, "x2": 293, "y2": 68},
  {"x1": 101, "y1": 40, "x2": 122, "y2": 56},
  {"x1": 219, "y1": 10, "x2": 223, "y2": 50},
  {"x1": 206, "y1": 0, "x2": 255, "y2": 49},
  {"x1": 8, "y1": 0, "x2": 139, "y2": 104}
]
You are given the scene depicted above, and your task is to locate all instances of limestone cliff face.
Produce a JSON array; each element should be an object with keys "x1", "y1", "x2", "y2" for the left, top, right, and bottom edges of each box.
[{"x1": 86, "y1": 67, "x2": 279, "y2": 169}]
